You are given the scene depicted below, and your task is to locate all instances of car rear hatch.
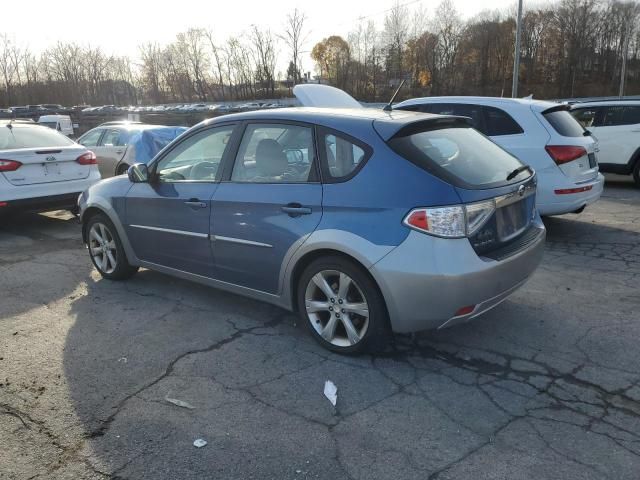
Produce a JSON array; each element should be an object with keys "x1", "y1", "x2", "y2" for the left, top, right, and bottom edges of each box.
[
  {"x1": 0, "y1": 123, "x2": 91, "y2": 185},
  {"x1": 383, "y1": 116, "x2": 542, "y2": 260},
  {"x1": 1, "y1": 146, "x2": 92, "y2": 185},
  {"x1": 533, "y1": 104, "x2": 599, "y2": 184}
]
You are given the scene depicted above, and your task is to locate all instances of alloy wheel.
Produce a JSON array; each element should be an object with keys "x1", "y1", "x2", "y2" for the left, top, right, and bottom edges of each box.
[
  {"x1": 304, "y1": 269, "x2": 370, "y2": 347},
  {"x1": 88, "y1": 222, "x2": 118, "y2": 274}
]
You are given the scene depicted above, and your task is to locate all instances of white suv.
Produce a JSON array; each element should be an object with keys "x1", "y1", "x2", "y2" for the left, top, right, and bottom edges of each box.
[
  {"x1": 0, "y1": 120, "x2": 100, "y2": 214},
  {"x1": 570, "y1": 101, "x2": 640, "y2": 186},
  {"x1": 394, "y1": 97, "x2": 605, "y2": 216}
]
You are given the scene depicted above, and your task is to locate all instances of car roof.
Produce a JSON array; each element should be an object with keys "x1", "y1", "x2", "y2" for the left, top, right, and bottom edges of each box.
[
  {"x1": 205, "y1": 106, "x2": 420, "y2": 124},
  {"x1": 569, "y1": 100, "x2": 640, "y2": 108},
  {"x1": 201, "y1": 106, "x2": 464, "y2": 141},
  {"x1": 0, "y1": 119, "x2": 38, "y2": 125},
  {"x1": 94, "y1": 123, "x2": 161, "y2": 131},
  {"x1": 395, "y1": 96, "x2": 561, "y2": 112}
]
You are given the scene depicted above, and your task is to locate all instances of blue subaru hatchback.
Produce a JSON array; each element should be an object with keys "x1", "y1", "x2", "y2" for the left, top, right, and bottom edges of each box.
[{"x1": 79, "y1": 97, "x2": 545, "y2": 353}]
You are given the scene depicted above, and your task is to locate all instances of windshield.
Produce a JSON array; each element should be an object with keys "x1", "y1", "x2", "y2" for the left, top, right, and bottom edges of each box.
[
  {"x1": 387, "y1": 125, "x2": 530, "y2": 188},
  {"x1": 39, "y1": 122, "x2": 58, "y2": 129},
  {"x1": 0, "y1": 124, "x2": 75, "y2": 150}
]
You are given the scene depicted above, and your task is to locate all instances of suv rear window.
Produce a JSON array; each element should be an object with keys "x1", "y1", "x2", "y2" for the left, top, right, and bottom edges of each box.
[
  {"x1": 0, "y1": 124, "x2": 75, "y2": 150},
  {"x1": 387, "y1": 124, "x2": 530, "y2": 188},
  {"x1": 543, "y1": 108, "x2": 585, "y2": 137}
]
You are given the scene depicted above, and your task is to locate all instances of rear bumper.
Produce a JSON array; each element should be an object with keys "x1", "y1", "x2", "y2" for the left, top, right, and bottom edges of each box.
[
  {"x1": 370, "y1": 218, "x2": 546, "y2": 333},
  {"x1": 0, "y1": 171, "x2": 100, "y2": 213},
  {"x1": 537, "y1": 173, "x2": 604, "y2": 216},
  {"x1": 0, "y1": 192, "x2": 81, "y2": 213}
]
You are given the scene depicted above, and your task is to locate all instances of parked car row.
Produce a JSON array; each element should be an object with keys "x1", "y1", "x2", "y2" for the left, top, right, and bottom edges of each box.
[
  {"x1": 80, "y1": 102, "x2": 287, "y2": 114},
  {"x1": 2, "y1": 86, "x2": 638, "y2": 355}
]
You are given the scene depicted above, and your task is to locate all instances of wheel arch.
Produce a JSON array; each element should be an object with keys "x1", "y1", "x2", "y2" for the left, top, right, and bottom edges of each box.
[
  {"x1": 80, "y1": 202, "x2": 140, "y2": 266},
  {"x1": 81, "y1": 206, "x2": 107, "y2": 244},
  {"x1": 288, "y1": 248, "x2": 388, "y2": 315}
]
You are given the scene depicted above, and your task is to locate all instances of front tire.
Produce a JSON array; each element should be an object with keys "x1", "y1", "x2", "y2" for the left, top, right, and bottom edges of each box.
[
  {"x1": 86, "y1": 214, "x2": 138, "y2": 280},
  {"x1": 297, "y1": 255, "x2": 389, "y2": 354}
]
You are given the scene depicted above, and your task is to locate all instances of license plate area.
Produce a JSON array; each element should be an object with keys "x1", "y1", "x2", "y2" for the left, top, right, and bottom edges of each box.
[
  {"x1": 42, "y1": 162, "x2": 62, "y2": 176},
  {"x1": 496, "y1": 198, "x2": 529, "y2": 242}
]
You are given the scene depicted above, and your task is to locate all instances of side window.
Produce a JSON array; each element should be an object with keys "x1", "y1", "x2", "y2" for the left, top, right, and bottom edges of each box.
[
  {"x1": 100, "y1": 129, "x2": 120, "y2": 146},
  {"x1": 79, "y1": 129, "x2": 103, "y2": 147},
  {"x1": 156, "y1": 125, "x2": 234, "y2": 182},
  {"x1": 323, "y1": 132, "x2": 367, "y2": 180},
  {"x1": 571, "y1": 108, "x2": 598, "y2": 128},
  {"x1": 621, "y1": 106, "x2": 640, "y2": 126},
  {"x1": 429, "y1": 103, "x2": 485, "y2": 132},
  {"x1": 602, "y1": 106, "x2": 624, "y2": 126},
  {"x1": 483, "y1": 106, "x2": 524, "y2": 136},
  {"x1": 231, "y1": 123, "x2": 315, "y2": 183}
]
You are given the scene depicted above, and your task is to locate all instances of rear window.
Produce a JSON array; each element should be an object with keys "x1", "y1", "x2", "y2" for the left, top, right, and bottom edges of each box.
[
  {"x1": 0, "y1": 124, "x2": 75, "y2": 150},
  {"x1": 387, "y1": 124, "x2": 530, "y2": 188},
  {"x1": 543, "y1": 109, "x2": 585, "y2": 137}
]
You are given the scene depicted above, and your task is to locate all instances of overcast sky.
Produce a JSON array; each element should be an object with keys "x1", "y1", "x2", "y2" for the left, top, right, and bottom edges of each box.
[{"x1": 3, "y1": 0, "x2": 516, "y2": 74}]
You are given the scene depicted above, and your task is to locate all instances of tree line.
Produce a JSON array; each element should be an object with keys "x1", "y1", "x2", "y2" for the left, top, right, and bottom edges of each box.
[{"x1": 0, "y1": 0, "x2": 639, "y2": 108}]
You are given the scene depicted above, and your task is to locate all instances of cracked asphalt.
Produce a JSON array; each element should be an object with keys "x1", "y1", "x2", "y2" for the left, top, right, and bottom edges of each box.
[{"x1": 1, "y1": 175, "x2": 639, "y2": 480}]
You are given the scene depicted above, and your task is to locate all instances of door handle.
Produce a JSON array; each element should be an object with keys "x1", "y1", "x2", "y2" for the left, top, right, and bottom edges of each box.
[
  {"x1": 115, "y1": 150, "x2": 124, "y2": 155},
  {"x1": 184, "y1": 199, "x2": 208, "y2": 209},
  {"x1": 281, "y1": 203, "x2": 312, "y2": 216}
]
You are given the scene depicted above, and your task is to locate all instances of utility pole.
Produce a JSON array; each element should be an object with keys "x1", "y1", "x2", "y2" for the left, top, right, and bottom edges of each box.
[
  {"x1": 512, "y1": 0, "x2": 523, "y2": 98},
  {"x1": 619, "y1": 25, "x2": 630, "y2": 99}
]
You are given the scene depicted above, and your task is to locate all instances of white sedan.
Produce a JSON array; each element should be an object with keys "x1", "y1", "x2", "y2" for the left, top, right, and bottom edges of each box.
[{"x1": 0, "y1": 120, "x2": 100, "y2": 215}]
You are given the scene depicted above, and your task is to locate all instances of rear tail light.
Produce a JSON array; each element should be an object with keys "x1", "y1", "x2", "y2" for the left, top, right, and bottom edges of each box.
[
  {"x1": 545, "y1": 145, "x2": 586, "y2": 165},
  {"x1": 76, "y1": 151, "x2": 97, "y2": 165},
  {"x1": 404, "y1": 200, "x2": 495, "y2": 238},
  {"x1": 0, "y1": 159, "x2": 22, "y2": 172}
]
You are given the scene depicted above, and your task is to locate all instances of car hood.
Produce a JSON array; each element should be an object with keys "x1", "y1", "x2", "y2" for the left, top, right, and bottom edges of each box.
[{"x1": 293, "y1": 84, "x2": 363, "y2": 109}]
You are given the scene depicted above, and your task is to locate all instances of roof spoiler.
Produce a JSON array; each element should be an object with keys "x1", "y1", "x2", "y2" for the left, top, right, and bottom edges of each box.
[
  {"x1": 374, "y1": 115, "x2": 474, "y2": 141},
  {"x1": 541, "y1": 104, "x2": 570, "y2": 115}
]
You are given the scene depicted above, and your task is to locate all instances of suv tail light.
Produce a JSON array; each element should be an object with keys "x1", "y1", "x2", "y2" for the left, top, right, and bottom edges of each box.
[
  {"x1": 404, "y1": 200, "x2": 495, "y2": 238},
  {"x1": 76, "y1": 151, "x2": 97, "y2": 165},
  {"x1": 545, "y1": 145, "x2": 586, "y2": 165},
  {"x1": 0, "y1": 159, "x2": 22, "y2": 172}
]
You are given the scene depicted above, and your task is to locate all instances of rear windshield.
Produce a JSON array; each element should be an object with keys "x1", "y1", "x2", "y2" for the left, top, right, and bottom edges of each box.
[
  {"x1": 543, "y1": 109, "x2": 585, "y2": 137},
  {"x1": 387, "y1": 125, "x2": 530, "y2": 188},
  {"x1": 0, "y1": 124, "x2": 75, "y2": 150}
]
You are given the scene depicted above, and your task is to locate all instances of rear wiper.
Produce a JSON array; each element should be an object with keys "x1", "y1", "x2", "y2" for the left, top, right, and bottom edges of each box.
[{"x1": 506, "y1": 165, "x2": 531, "y2": 181}]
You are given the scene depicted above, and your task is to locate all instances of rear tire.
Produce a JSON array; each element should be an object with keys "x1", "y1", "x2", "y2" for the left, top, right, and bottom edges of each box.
[
  {"x1": 296, "y1": 255, "x2": 389, "y2": 354},
  {"x1": 633, "y1": 161, "x2": 640, "y2": 188},
  {"x1": 86, "y1": 213, "x2": 138, "y2": 280},
  {"x1": 116, "y1": 164, "x2": 130, "y2": 176}
]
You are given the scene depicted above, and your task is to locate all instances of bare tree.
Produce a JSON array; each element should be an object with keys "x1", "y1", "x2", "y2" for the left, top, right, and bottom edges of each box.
[
  {"x1": 251, "y1": 26, "x2": 277, "y2": 97},
  {"x1": 281, "y1": 8, "x2": 308, "y2": 84},
  {"x1": 204, "y1": 30, "x2": 227, "y2": 101}
]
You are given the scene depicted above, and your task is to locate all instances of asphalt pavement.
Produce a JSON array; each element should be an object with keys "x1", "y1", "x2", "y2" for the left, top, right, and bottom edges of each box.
[{"x1": 1, "y1": 176, "x2": 639, "y2": 479}]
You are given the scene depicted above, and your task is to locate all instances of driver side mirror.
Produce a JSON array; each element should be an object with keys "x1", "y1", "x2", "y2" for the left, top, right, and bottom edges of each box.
[{"x1": 128, "y1": 163, "x2": 149, "y2": 183}]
